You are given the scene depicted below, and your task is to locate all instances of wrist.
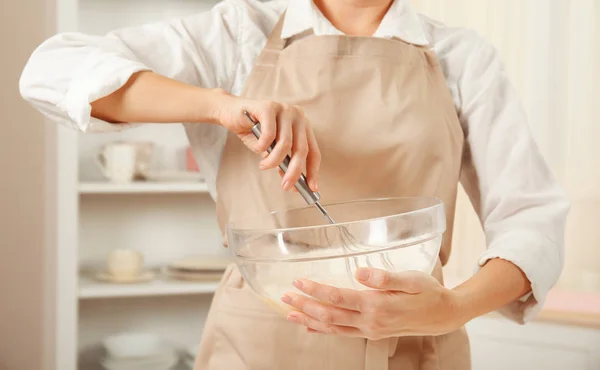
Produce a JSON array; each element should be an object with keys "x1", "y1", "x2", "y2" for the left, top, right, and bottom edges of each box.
[
  {"x1": 447, "y1": 288, "x2": 476, "y2": 326},
  {"x1": 191, "y1": 87, "x2": 234, "y2": 124},
  {"x1": 449, "y1": 259, "x2": 532, "y2": 325}
]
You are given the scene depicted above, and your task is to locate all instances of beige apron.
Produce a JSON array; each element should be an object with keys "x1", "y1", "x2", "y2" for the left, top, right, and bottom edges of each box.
[{"x1": 195, "y1": 13, "x2": 470, "y2": 370}]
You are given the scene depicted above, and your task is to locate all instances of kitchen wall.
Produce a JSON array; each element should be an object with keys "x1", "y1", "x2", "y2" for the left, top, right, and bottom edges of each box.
[{"x1": 0, "y1": 0, "x2": 57, "y2": 369}]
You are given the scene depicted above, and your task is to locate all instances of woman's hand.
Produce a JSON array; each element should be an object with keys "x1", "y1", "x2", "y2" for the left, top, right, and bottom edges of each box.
[
  {"x1": 214, "y1": 91, "x2": 321, "y2": 192},
  {"x1": 281, "y1": 268, "x2": 469, "y2": 340}
]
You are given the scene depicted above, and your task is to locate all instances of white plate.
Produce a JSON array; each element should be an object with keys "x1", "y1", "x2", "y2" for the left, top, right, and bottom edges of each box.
[
  {"x1": 167, "y1": 270, "x2": 224, "y2": 282},
  {"x1": 95, "y1": 271, "x2": 155, "y2": 284},
  {"x1": 142, "y1": 170, "x2": 204, "y2": 183},
  {"x1": 168, "y1": 256, "x2": 231, "y2": 272}
]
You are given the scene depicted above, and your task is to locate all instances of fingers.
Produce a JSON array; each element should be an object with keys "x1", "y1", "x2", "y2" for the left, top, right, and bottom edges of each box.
[
  {"x1": 304, "y1": 122, "x2": 321, "y2": 191},
  {"x1": 259, "y1": 107, "x2": 293, "y2": 170},
  {"x1": 281, "y1": 117, "x2": 308, "y2": 190},
  {"x1": 243, "y1": 101, "x2": 320, "y2": 192},
  {"x1": 286, "y1": 311, "x2": 363, "y2": 337},
  {"x1": 283, "y1": 280, "x2": 403, "y2": 340},
  {"x1": 278, "y1": 168, "x2": 299, "y2": 192},
  {"x1": 252, "y1": 104, "x2": 278, "y2": 154},
  {"x1": 290, "y1": 279, "x2": 364, "y2": 312},
  {"x1": 241, "y1": 101, "x2": 321, "y2": 191},
  {"x1": 282, "y1": 292, "x2": 360, "y2": 327},
  {"x1": 356, "y1": 268, "x2": 431, "y2": 293}
]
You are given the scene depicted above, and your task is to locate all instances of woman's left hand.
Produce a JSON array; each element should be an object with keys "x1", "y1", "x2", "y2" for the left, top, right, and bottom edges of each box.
[{"x1": 281, "y1": 268, "x2": 469, "y2": 340}]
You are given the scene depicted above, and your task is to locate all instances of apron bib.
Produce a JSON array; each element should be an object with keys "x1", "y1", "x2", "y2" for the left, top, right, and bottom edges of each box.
[{"x1": 195, "y1": 13, "x2": 470, "y2": 370}]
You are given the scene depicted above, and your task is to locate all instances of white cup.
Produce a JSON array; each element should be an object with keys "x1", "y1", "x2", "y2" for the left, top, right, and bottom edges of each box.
[
  {"x1": 97, "y1": 143, "x2": 137, "y2": 183},
  {"x1": 107, "y1": 249, "x2": 143, "y2": 279}
]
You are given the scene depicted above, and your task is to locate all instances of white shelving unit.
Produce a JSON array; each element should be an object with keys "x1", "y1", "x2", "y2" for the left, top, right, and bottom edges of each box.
[
  {"x1": 50, "y1": 0, "x2": 224, "y2": 369},
  {"x1": 79, "y1": 274, "x2": 220, "y2": 299},
  {"x1": 79, "y1": 182, "x2": 210, "y2": 194}
]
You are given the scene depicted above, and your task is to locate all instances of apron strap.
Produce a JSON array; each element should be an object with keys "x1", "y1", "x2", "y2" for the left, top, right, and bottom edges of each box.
[
  {"x1": 264, "y1": 12, "x2": 288, "y2": 51},
  {"x1": 365, "y1": 337, "x2": 400, "y2": 370},
  {"x1": 365, "y1": 338, "x2": 390, "y2": 370},
  {"x1": 252, "y1": 13, "x2": 287, "y2": 68}
]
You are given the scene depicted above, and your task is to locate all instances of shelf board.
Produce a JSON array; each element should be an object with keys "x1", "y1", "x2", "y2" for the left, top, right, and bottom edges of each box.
[
  {"x1": 79, "y1": 273, "x2": 219, "y2": 299},
  {"x1": 78, "y1": 182, "x2": 210, "y2": 194}
]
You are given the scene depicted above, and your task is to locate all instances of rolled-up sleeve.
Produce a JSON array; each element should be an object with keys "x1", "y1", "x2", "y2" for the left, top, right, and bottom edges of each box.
[
  {"x1": 455, "y1": 34, "x2": 570, "y2": 323},
  {"x1": 19, "y1": 0, "x2": 242, "y2": 132}
]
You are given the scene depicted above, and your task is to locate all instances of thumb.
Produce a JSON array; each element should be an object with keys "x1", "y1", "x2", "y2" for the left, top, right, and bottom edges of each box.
[{"x1": 355, "y1": 268, "x2": 427, "y2": 293}]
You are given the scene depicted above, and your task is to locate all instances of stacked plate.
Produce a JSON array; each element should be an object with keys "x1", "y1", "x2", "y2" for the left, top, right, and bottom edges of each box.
[
  {"x1": 101, "y1": 333, "x2": 179, "y2": 370},
  {"x1": 166, "y1": 256, "x2": 230, "y2": 281}
]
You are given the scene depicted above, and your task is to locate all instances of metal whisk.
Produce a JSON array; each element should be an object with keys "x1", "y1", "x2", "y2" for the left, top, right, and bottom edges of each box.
[{"x1": 243, "y1": 111, "x2": 395, "y2": 273}]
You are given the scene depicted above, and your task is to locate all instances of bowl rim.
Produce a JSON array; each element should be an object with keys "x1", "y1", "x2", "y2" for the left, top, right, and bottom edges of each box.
[
  {"x1": 226, "y1": 196, "x2": 445, "y2": 233},
  {"x1": 232, "y1": 232, "x2": 442, "y2": 263}
]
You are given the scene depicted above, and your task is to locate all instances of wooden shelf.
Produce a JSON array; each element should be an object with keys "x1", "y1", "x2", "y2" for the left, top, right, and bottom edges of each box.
[
  {"x1": 79, "y1": 273, "x2": 220, "y2": 299},
  {"x1": 78, "y1": 182, "x2": 210, "y2": 194}
]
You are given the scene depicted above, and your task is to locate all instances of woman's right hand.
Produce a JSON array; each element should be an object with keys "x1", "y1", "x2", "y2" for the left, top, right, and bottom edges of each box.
[{"x1": 214, "y1": 91, "x2": 321, "y2": 192}]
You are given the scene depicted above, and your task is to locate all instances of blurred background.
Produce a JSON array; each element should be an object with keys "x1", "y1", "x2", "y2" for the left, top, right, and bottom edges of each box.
[{"x1": 0, "y1": 0, "x2": 598, "y2": 369}]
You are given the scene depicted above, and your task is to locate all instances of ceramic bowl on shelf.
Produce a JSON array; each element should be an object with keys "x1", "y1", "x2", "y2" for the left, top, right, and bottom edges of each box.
[
  {"x1": 101, "y1": 332, "x2": 179, "y2": 370},
  {"x1": 103, "y1": 332, "x2": 163, "y2": 359},
  {"x1": 101, "y1": 353, "x2": 178, "y2": 370},
  {"x1": 227, "y1": 197, "x2": 446, "y2": 315}
]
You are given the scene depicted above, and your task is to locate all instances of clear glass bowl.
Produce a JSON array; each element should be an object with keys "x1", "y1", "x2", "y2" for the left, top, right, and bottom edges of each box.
[{"x1": 227, "y1": 197, "x2": 446, "y2": 315}]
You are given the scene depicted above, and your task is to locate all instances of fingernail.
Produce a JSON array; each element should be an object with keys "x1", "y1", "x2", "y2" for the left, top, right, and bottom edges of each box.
[
  {"x1": 310, "y1": 179, "x2": 318, "y2": 191},
  {"x1": 259, "y1": 165, "x2": 266, "y2": 170},
  {"x1": 281, "y1": 294, "x2": 293, "y2": 305},
  {"x1": 282, "y1": 180, "x2": 290, "y2": 190},
  {"x1": 356, "y1": 269, "x2": 370, "y2": 281},
  {"x1": 292, "y1": 279, "x2": 303, "y2": 289},
  {"x1": 287, "y1": 312, "x2": 300, "y2": 322}
]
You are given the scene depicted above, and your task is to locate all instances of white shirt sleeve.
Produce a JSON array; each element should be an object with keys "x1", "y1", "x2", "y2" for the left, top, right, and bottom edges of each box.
[
  {"x1": 453, "y1": 32, "x2": 570, "y2": 323},
  {"x1": 19, "y1": 0, "x2": 243, "y2": 132}
]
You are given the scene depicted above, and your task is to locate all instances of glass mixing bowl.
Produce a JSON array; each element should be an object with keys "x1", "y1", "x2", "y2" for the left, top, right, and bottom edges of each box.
[{"x1": 226, "y1": 197, "x2": 446, "y2": 315}]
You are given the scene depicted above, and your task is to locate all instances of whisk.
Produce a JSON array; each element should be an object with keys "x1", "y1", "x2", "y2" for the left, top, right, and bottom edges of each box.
[{"x1": 243, "y1": 111, "x2": 395, "y2": 275}]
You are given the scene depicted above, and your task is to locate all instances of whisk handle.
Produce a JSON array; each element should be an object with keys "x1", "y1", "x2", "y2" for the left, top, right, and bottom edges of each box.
[{"x1": 244, "y1": 111, "x2": 321, "y2": 205}]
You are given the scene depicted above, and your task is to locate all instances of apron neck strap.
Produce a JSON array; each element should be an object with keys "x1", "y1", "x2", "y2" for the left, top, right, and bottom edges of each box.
[{"x1": 264, "y1": 13, "x2": 288, "y2": 51}]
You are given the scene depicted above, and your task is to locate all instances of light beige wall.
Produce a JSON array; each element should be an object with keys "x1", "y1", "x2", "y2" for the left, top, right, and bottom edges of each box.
[
  {"x1": 413, "y1": 0, "x2": 600, "y2": 290},
  {"x1": 0, "y1": 0, "x2": 57, "y2": 369}
]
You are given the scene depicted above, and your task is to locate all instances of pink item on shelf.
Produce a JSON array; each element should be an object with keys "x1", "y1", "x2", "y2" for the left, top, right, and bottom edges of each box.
[
  {"x1": 186, "y1": 147, "x2": 200, "y2": 172},
  {"x1": 544, "y1": 290, "x2": 600, "y2": 315}
]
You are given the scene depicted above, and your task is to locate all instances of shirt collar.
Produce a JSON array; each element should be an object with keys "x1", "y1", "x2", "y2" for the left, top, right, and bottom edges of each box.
[{"x1": 280, "y1": 0, "x2": 430, "y2": 46}]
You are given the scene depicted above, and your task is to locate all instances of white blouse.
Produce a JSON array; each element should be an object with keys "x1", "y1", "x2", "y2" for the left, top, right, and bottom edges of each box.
[{"x1": 20, "y1": 0, "x2": 569, "y2": 323}]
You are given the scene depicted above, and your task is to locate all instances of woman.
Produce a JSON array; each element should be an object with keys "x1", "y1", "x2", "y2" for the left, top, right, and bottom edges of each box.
[{"x1": 20, "y1": 0, "x2": 569, "y2": 368}]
